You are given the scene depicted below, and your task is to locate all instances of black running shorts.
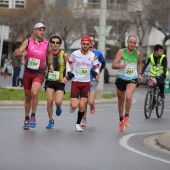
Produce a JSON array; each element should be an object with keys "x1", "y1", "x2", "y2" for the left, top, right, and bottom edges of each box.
[{"x1": 115, "y1": 77, "x2": 138, "y2": 91}]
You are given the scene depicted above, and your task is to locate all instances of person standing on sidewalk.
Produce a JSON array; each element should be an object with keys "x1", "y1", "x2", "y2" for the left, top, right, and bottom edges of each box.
[
  {"x1": 16, "y1": 23, "x2": 53, "y2": 130},
  {"x1": 45, "y1": 36, "x2": 71, "y2": 129},
  {"x1": 112, "y1": 35, "x2": 143, "y2": 131},
  {"x1": 81, "y1": 35, "x2": 105, "y2": 127},
  {"x1": 11, "y1": 48, "x2": 21, "y2": 87},
  {"x1": 18, "y1": 58, "x2": 25, "y2": 87},
  {"x1": 68, "y1": 35, "x2": 99, "y2": 132}
]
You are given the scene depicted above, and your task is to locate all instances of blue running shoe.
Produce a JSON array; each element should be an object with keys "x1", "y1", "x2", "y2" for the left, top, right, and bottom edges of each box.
[
  {"x1": 30, "y1": 116, "x2": 36, "y2": 128},
  {"x1": 23, "y1": 120, "x2": 30, "y2": 130},
  {"x1": 56, "y1": 106, "x2": 62, "y2": 116},
  {"x1": 46, "y1": 119, "x2": 54, "y2": 129}
]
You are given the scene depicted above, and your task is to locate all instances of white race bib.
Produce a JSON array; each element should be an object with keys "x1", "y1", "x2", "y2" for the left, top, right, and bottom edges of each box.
[
  {"x1": 78, "y1": 67, "x2": 89, "y2": 78},
  {"x1": 48, "y1": 71, "x2": 60, "y2": 81},
  {"x1": 27, "y1": 58, "x2": 40, "y2": 70},
  {"x1": 124, "y1": 67, "x2": 135, "y2": 77}
]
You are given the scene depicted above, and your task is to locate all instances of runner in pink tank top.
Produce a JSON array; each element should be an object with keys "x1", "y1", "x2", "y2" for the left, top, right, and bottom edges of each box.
[
  {"x1": 25, "y1": 37, "x2": 48, "y2": 73},
  {"x1": 15, "y1": 23, "x2": 53, "y2": 130}
]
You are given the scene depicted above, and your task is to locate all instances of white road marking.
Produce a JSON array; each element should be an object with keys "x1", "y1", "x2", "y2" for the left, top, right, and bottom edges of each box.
[{"x1": 120, "y1": 131, "x2": 170, "y2": 164}]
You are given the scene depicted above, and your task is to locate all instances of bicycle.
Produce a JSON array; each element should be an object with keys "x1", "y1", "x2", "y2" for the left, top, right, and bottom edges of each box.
[{"x1": 144, "y1": 76, "x2": 164, "y2": 119}]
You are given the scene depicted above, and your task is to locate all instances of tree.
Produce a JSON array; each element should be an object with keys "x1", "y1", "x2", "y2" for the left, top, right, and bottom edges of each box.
[
  {"x1": 44, "y1": 3, "x2": 84, "y2": 52},
  {"x1": 143, "y1": 0, "x2": 170, "y2": 48},
  {"x1": 0, "y1": 0, "x2": 46, "y2": 54}
]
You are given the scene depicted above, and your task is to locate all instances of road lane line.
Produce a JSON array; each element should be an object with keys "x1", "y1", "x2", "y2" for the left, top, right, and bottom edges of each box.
[{"x1": 120, "y1": 131, "x2": 170, "y2": 164}]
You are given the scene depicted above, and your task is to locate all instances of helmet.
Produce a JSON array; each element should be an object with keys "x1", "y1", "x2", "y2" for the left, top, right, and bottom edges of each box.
[{"x1": 147, "y1": 77, "x2": 157, "y2": 86}]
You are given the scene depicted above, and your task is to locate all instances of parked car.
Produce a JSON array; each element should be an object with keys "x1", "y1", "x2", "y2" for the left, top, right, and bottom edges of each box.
[{"x1": 104, "y1": 67, "x2": 110, "y2": 83}]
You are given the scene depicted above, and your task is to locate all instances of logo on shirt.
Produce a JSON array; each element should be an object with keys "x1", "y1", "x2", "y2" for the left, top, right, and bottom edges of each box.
[
  {"x1": 94, "y1": 55, "x2": 97, "y2": 60},
  {"x1": 30, "y1": 46, "x2": 45, "y2": 55}
]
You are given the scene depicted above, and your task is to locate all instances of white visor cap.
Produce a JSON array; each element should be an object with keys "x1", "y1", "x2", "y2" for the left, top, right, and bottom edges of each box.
[{"x1": 34, "y1": 23, "x2": 46, "y2": 29}]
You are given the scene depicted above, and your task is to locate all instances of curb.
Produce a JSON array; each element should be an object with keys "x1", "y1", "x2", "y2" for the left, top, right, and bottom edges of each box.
[
  {"x1": 156, "y1": 131, "x2": 170, "y2": 151},
  {"x1": 0, "y1": 98, "x2": 118, "y2": 107}
]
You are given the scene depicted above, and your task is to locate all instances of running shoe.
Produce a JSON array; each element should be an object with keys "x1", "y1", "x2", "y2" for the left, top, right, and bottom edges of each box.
[
  {"x1": 23, "y1": 120, "x2": 30, "y2": 130},
  {"x1": 119, "y1": 120, "x2": 125, "y2": 131},
  {"x1": 56, "y1": 106, "x2": 62, "y2": 116},
  {"x1": 69, "y1": 106, "x2": 75, "y2": 113},
  {"x1": 46, "y1": 119, "x2": 54, "y2": 129},
  {"x1": 75, "y1": 124, "x2": 83, "y2": 132},
  {"x1": 124, "y1": 116, "x2": 130, "y2": 127},
  {"x1": 80, "y1": 119, "x2": 87, "y2": 127},
  {"x1": 90, "y1": 105, "x2": 95, "y2": 114},
  {"x1": 30, "y1": 116, "x2": 36, "y2": 128}
]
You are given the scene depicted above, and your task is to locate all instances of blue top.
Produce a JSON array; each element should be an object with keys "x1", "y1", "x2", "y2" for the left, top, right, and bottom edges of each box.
[{"x1": 90, "y1": 49, "x2": 105, "y2": 80}]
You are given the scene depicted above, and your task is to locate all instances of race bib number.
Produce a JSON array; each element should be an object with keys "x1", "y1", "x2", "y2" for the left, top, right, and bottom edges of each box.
[
  {"x1": 48, "y1": 71, "x2": 60, "y2": 81},
  {"x1": 124, "y1": 67, "x2": 135, "y2": 77},
  {"x1": 78, "y1": 67, "x2": 89, "y2": 78},
  {"x1": 27, "y1": 58, "x2": 40, "y2": 70}
]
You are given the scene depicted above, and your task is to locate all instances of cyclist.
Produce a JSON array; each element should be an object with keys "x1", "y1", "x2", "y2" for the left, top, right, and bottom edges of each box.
[{"x1": 142, "y1": 44, "x2": 169, "y2": 99}]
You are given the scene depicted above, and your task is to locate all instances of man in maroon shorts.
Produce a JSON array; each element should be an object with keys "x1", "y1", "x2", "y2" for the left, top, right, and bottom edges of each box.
[
  {"x1": 68, "y1": 35, "x2": 99, "y2": 132},
  {"x1": 16, "y1": 23, "x2": 53, "y2": 130}
]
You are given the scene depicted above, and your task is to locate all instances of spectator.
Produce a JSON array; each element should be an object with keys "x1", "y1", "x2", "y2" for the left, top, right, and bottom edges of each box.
[
  {"x1": 0, "y1": 54, "x2": 5, "y2": 75},
  {"x1": 11, "y1": 48, "x2": 22, "y2": 86},
  {"x1": 18, "y1": 58, "x2": 25, "y2": 87}
]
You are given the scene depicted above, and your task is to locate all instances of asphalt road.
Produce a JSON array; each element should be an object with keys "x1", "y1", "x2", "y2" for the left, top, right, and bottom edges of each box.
[{"x1": 0, "y1": 88, "x2": 170, "y2": 170}]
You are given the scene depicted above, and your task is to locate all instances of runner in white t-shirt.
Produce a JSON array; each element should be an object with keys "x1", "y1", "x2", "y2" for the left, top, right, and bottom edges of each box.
[{"x1": 68, "y1": 35, "x2": 99, "y2": 132}]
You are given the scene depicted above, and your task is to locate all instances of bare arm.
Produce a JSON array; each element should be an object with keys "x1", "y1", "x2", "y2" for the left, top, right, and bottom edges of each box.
[
  {"x1": 137, "y1": 51, "x2": 143, "y2": 82},
  {"x1": 137, "y1": 51, "x2": 142, "y2": 74},
  {"x1": 64, "y1": 52, "x2": 73, "y2": 72},
  {"x1": 15, "y1": 39, "x2": 28, "y2": 58},
  {"x1": 112, "y1": 49, "x2": 127, "y2": 69},
  {"x1": 47, "y1": 46, "x2": 54, "y2": 72},
  {"x1": 64, "y1": 52, "x2": 69, "y2": 62}
]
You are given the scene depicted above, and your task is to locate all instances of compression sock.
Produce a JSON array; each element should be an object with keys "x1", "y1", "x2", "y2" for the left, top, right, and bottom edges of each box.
[{"x1": 76, "y1": 111, "x2": 85, "y2": 124}]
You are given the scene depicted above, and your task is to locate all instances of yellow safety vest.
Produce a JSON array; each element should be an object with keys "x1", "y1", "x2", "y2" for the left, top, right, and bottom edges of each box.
[{"x1": 150, "y1": 54, "x2": 169, "y2": 76}]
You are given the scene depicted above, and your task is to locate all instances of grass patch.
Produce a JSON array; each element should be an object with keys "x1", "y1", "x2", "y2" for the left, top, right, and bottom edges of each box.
[
  {"x1": 0, "y1": 88, "x2": 115, "y2": 100},
  {"x1": 0, "y1": 88, "x2": 71, "y2": 101},
  {"x1": 103, "y1": 93, "x2": 116, "y2": 99}
]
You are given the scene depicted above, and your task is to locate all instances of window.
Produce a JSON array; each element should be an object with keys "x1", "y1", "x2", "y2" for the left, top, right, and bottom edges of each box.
[
  {"x1": 88, "y1": 0, "x2": 100, "y2": 3},
  {"x1": 15, "y1": 0, "x2": 25, "y2": 8},
  {"x1": 0, "y1": 0, "x2": 25, "y2": 9},
  {"x1": 0, "y1": 0, "x2": 9, "y2": 8}
]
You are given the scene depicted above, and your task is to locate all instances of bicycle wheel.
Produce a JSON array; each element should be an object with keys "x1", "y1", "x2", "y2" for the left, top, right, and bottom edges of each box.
[
  {"x1": 156, "y1": 94, "x2": 164, "y2": 118},
  {"x1": 144, "y1": 90, "x2": 154, "y2": 119}
]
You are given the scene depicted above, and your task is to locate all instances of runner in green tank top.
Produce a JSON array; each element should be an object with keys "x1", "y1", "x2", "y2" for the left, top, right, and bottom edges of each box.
[{"x1": 112, "y1": 35, "x2": 143, "y2": 131}]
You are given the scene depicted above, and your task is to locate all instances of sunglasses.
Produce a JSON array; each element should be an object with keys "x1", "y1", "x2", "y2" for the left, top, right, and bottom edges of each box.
[
  {"x1": 51, "y1": 41, "x2": 60, "y2": 44},
  {"x1": 82, "y1": 43, "x2": 90, "y2": 46}
]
